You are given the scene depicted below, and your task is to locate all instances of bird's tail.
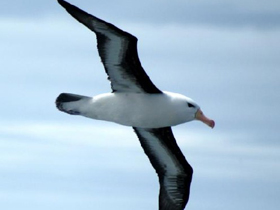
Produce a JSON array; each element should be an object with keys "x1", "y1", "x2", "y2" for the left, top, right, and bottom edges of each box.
[{"x1": 55, "y1": 93, "x2": 89, "y2": 115}]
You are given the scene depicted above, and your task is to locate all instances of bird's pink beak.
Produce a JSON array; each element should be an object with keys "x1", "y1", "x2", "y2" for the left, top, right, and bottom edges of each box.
[{"x1": 195, "y1": 109, "x2": 215, "y2": 128}]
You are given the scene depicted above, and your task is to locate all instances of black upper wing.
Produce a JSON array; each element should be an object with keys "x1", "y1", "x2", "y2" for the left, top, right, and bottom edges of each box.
[
  {"x1": 58, "y1": 0, "x2": 162, "y2": 94},
  {"x1": 133, "y1": 127, "x2": 193, "y2": 210}
]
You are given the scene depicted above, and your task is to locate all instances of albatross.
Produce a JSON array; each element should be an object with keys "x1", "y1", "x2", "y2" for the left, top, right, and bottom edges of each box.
[{"x1": 55, "y1": 0, "x2": 215, "y2": 209}]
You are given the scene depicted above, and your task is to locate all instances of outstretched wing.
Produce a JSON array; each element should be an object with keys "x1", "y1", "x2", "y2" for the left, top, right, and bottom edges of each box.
[
  {"x1": 58, "y1": 0, "x2": 162, "y2": 94},
  {"x1": 133, "y1": 127, "x2": 193, "y2": 210}
]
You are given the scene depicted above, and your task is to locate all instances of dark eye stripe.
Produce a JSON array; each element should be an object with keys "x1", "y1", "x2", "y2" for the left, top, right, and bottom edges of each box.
[{"x1": 187, "y1": 102, "x2": 195, "y2": 108}]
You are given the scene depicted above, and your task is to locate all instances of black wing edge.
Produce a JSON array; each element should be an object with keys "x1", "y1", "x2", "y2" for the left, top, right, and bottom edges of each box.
[
  {"x1": 133, "y1": 127, "x2": 193, "y2": 210},
  {"x1": 57, "y1": 0, "x2": 162, "y2": 94},
  {"x1": 58, "y1": 0, "x2": 131, "y2": 37}
]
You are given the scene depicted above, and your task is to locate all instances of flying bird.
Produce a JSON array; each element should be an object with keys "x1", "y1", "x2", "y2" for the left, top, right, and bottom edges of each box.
[{"x1": 55, "y1": 0, "x2": 215, "y2": 209}]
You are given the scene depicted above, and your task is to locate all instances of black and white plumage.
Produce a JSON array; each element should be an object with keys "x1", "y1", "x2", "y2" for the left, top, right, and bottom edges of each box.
[
  {"x1": 58, "y1": 0, "x2": 161, "y2": 94},
  {"x1": 134, "y1": 127, "x2": 193, "y2": 210},
  {"x1": 56, "y1": 1, "x2": 215, "y2": 210}
]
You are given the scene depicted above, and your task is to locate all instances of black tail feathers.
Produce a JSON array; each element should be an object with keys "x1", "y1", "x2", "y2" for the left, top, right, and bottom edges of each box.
[{"x1": 55, "y1": 93, "x2": 87, "y2": 115}]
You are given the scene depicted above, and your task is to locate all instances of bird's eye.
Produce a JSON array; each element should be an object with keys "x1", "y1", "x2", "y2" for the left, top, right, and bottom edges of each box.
[{"x1": 187, "y1": 102, "x2": 195, "y2": 108}]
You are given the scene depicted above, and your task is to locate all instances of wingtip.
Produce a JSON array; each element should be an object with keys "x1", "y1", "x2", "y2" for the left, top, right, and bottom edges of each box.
[
  {"x1": 57, "y1": 0, "x2": 64, "y2": 5},
  {"x1": 57, "y1": 0, "x2": 65, "y2": 4},
  {"x1": 57, "y1": 0, "x2": 71, "y2": 8}
]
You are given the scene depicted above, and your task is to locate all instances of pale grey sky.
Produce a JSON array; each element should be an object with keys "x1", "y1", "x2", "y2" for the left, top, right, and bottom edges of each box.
[{"x1": 1, "y1": 0, "x2": 280, "y2": 210}]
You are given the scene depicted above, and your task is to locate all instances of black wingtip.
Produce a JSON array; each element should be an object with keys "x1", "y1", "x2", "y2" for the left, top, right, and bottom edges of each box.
[
  {"x1": 57, "y1": 0, "x2": 82, "y2": 13},
  {"x1": 57, "y1": 0, "x2": 94, "y2": 26},
  {"x1": 58, "y1": 0, "x2": 76, "y2": 10},
  {"x1": 57, "y1": 0, "x2": 67, "y2": 7}
]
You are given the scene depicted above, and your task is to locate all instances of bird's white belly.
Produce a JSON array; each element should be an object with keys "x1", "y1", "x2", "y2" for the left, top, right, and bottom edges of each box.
[{"x1": 80, "y1": 92, "x2": 192, "y2": 128}]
